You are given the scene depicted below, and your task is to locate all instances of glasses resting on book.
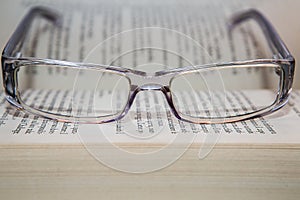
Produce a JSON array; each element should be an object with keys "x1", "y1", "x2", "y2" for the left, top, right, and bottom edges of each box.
[{"x1": 1, "y1": 6, "x2": 295, "y2": 124}]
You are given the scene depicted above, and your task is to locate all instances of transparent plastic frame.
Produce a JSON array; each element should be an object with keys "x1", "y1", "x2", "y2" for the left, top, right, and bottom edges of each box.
[{"x1": 1, "y1": 6, "x2": 295, "y2": 124}]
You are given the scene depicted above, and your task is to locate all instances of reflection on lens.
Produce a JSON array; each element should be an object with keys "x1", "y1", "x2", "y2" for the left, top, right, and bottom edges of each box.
[
  {"x1": 17, "y1": 65, "x2": 130, "y2": 118},
  {"x1": 170, "y1": 64, "x2": 281, "y2": 120}
]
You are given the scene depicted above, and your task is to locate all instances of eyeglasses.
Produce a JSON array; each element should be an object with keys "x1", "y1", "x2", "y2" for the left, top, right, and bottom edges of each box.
[{"x1": 1, "y1": 6, "x2": 295, "y2": 124}]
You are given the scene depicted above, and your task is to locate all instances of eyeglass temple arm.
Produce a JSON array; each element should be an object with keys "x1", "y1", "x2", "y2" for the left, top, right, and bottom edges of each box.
[
  {"x1": 2, "y1": 6, "x2": 61, "y2": 57},
  {"x1": 229, "y1": 9, "x2": 294, "y2": 61}
]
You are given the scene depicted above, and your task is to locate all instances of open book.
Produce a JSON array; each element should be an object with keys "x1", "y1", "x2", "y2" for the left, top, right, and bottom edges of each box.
[
  {"x1": 0, "y1": 0, "x2": 300, "y2": 172},
  {"x1": 1, "y1": 1, "x2": 300, "y2": 199}
]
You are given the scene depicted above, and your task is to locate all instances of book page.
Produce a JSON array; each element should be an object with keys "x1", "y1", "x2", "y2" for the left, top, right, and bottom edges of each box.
[
  {"x1": 0, "y1": 0, "x2": 299, "y2": 145},
  {"x1": 1, "y1": 0, "x2": 299, "y2": 87},
  {"x1": 0, "y1": 0, "x2": 289, "y2": 86},
  {"x1": 0, "y1": 90, "x2": 300, "y2": 145}
]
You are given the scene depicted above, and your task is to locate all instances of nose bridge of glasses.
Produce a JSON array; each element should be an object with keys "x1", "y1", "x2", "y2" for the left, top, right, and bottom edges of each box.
[
  {"x1": 129, "y1": 73, "x2": 172, "y2": 92},
  {"x1": 140, "y1": 84, "x2": 163, "y2": 91}
]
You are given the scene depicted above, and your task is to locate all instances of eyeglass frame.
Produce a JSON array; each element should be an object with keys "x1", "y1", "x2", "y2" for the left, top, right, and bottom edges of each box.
[{"x1": 1, "y1": 6, "x2": 295, "y2": 124}]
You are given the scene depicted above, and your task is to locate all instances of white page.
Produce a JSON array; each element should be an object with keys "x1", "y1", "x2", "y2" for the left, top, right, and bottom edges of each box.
[
  {"x1": 0, "y1": 0, "x2": 299, "y2": 146},
  {"x1": 0, "y1": 90, "x2": 300, "y2": 145},
  {"x1": 2, "y1": 0, "x2": 283, "y2": 87},
  {"x1": 1, "y1": 0, "x2": 300, "y2": 87}
]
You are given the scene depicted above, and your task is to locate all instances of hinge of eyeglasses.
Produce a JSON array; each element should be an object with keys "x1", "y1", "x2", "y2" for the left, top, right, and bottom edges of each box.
[{"x1": 3, "y1": 52, "x2": 22, "y2": 66}]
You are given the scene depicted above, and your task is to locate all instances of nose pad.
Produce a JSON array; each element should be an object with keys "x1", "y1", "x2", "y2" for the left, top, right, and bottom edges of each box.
[
  {"x1": 120, "y1": 84, "x2": 181, "y2": 122},
  {"x1": 120, "y1": 90, "x2": 172, "y2": 136},
  {"x1": 139, "y1": 85, "x2": 182, "y2": 121},
  {"x1": 139, "y1": 84, "x2": 178, "y2": 115}
]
